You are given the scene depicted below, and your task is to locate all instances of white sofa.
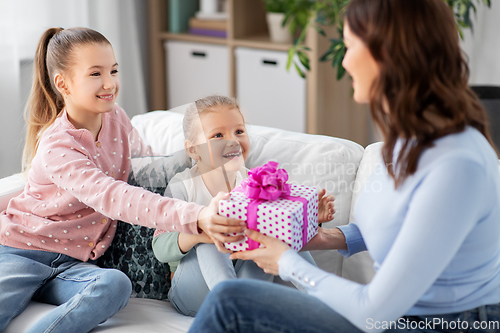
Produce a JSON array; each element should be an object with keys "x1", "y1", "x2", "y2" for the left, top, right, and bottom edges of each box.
[{"x1": 2, "y1": 110, "x2": 385, "y2": 332}]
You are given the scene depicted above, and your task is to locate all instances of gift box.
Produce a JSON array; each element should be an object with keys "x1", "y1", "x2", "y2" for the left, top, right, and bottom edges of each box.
[{"x1": 219, "y1": 162, "x2": 318, "y2": 251}]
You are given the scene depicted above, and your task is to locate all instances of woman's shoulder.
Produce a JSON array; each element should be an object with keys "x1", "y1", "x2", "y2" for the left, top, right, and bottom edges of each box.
[{"x1": 420, "y1": 126, "x2": 497, "y2": 173}]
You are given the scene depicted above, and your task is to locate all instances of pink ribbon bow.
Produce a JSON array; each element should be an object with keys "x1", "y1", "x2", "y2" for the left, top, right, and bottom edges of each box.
[
  {"x1": 233, "y1": 161, "x2": 308, "y2": 250},
  {"x1": 241, "y1": 161, "x2": 291, "y2": 201}
]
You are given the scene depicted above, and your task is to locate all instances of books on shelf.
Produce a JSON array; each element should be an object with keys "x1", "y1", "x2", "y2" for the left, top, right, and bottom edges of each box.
[
  {"x1": 189, "y1": 18, "x2": 227, "y2": 30},
  {"x1": 188, "y1": 17, "x2": 227, "y2": 38},
  {"x1": 189, "y1": 28, "x2": 227, "y2": 38}
]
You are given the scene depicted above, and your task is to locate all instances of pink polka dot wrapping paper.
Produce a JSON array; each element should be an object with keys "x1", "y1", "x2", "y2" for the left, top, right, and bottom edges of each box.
[{"x1": 219, "y1": 184, "x2": 319, "y2": 252}]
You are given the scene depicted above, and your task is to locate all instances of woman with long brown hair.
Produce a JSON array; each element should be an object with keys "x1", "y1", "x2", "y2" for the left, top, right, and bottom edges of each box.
[{"x1": 187, "y1": 0, "x2": 500, "y2": 332}]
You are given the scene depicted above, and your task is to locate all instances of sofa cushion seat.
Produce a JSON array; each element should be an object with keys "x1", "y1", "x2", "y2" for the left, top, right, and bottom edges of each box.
[{"x1": 5, "y1": 299, "x2": 193, "y2": 333}]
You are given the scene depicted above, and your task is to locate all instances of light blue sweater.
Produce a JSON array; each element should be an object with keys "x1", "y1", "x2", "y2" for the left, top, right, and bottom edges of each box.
[{"x1": 278, "y1": 127, "x2": 500, "y2": 332}]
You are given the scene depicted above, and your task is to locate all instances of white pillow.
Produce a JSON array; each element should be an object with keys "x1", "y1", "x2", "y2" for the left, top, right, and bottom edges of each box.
[
  {"x1": 245, "y1": 124, "x2": 364, "y2": 229},
  {"x1": 0, "y1": 173, "x2": 26, "y2": 212},
  {"x1": 341, "y1": 142, "x2": 383, "y2": 284},
  {"x1": 131, "y1": 110, "x2": 186, "y2": 155},
  {"x1": 349, "y1": 142, "x2": 384, "y2": 221}
]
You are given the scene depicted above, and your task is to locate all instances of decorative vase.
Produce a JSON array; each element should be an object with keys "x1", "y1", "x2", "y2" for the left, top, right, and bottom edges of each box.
[
  {"x1": 200, "y1": 0, "x2": 218, "y2": 13},
  {"x1": 266, "y1": 12, "x2": 292, "y2": 44}
]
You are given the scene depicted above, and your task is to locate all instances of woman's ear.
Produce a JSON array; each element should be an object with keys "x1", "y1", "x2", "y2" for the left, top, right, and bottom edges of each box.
[
  {"x1": 185, "y1": 140, "x2": 200, "y2": 161},
  {"x1": 54, "y1": 73, "x2": 69, "y2": 97}
]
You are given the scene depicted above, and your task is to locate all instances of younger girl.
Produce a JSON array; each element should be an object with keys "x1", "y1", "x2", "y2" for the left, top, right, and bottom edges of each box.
[
  {"x1": 152, "y1": 95, "x2": 335, "y2": 316},
  {"x1": 0, "y1": 28, "x2": 243, "y2": 332}
]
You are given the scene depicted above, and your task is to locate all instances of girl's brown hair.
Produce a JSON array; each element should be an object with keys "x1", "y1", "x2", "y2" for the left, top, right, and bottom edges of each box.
[
  {"x1": 23, "y1": 27, "x2": 110, "y2": 172},
  {"x1": 345, "y1": 0, "x2": 495, "y2": 187}
]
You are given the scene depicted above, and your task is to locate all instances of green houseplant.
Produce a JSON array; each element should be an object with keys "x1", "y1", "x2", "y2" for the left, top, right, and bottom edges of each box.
[
  {"x1": 263, "y1": 0, "x2": 294, "y2": 43},
  {"x1": 280, "y1": 0, "x2": 491, "y2": 79},
  {"x1": 263, "y1": 0, "x2": 289, "y2": 13}
]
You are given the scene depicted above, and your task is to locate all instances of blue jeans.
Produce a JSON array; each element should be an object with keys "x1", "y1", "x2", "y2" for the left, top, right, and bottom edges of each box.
[
  {"x1": 0, "y1": 244, "x2": 132, "y2": 333},
  {"x1": 188, "y1": 279, "x2": 500, "y2": 333},
  {"x1": 168, "y1": 243, "x2": 273, "y2": 317},
  {"x1": 169, "y1": 245, "x2": 317, "y2": 317}
]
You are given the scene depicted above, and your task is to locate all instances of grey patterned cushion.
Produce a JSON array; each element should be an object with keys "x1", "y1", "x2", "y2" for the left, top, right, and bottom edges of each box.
[{"x1": 98, "y1": 152, "x2": 191, "y2": 299}]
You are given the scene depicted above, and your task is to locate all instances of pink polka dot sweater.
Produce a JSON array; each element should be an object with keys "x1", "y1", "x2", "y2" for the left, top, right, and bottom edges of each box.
[{"x1": 0, "y1": 105, "x2": 203, "y2": 261}]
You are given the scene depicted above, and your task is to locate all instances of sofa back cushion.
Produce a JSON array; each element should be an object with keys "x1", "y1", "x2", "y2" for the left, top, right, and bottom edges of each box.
[
  {"x1": 349, "y1": 142, "x2": 383, "y2": 221},
  {"x1": 0, "y1": 173, "x2": 26, "y2": 212},
  {"x1": 341, "y1": 142, "x2": 383, "y2": 284}
]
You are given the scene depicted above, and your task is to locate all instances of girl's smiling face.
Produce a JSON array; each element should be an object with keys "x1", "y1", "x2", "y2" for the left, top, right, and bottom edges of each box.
[
  {"x1": 59, "y1": 43, "x2": 120, "y2": 117},
  {"x1": 342, "y1": 22, "x2": 380, "y2": 104},
  {"x1": 188, "y1": 107, "x2": 250, "y2": 172}
]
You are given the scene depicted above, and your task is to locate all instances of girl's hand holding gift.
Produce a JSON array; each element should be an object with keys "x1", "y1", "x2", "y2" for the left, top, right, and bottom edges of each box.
[
  {"x1": 300, "y1": 227, "x2": 347, "y2": 252},
  {"x1": 177, "y1": 231, "x2": 214, "y2": 254},
  {"x1": 196, "y1": 231, "x2": 214, "y2": 244},
  {"x1": 198, "y1": 192, "x2": 247, "y2": 253},
  {"x1": 318, "y1": 189, "x2": 335, "y2": 223}
]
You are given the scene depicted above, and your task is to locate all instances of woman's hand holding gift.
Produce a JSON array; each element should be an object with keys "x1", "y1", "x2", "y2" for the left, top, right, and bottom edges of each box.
[
  {"x1": 318, "y1": 189, "x2": 335, "y2": 223},
  {"x1": 230, "y1": 229, "x2": 290, "y2": 275}
]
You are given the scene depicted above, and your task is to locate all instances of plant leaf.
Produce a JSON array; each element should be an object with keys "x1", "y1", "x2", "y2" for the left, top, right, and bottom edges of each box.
[
  {"x1": 286, "y1": 47, "x2": 295, "y2": 71},
  {"x1": 336, "y1": 64, "x2": 346, "y2": 80},
  {"x1": 319, "y1": 49, "x2": 334, "y2": 62},
  {"x1": 267, "y1": 0, "x2": 491, "y2": 81},
  {"x1": 314, "y1": 25, "x2": 327, "y2": 37},
  {"x1": 294, "y1": 61, "x2": 306, "y2": 78},
  {"x1": 297, "y1": 51, "x2": 311, "y2": 70}
]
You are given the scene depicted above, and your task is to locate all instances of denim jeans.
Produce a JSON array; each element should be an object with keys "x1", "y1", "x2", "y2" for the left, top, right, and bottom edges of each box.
[
  {"x1": 169, "y1": 245, "x2": 317, "y2": 317},
  {"x1": 168, "y1": 244, "x2": 273, "y2": 317},
  {"x1": 188, "y1": 279, "x2": 500, "y2": 333},
  {"x1": 0, "y1": 244, "x2": 132, "y2": 333}
]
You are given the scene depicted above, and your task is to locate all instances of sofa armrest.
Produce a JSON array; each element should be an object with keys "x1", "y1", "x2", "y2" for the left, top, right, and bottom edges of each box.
[{"x1": 0, "y1": 173, "x2": 26, "y2": 211}]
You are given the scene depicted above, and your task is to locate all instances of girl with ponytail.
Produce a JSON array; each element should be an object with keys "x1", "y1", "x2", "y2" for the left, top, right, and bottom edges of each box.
[
  {"x1": 0, "y1": 27, "x2": 245, "y2": 332},
  {"x1": 23, "y1": 27, "x2": 66, "y2": 172}
]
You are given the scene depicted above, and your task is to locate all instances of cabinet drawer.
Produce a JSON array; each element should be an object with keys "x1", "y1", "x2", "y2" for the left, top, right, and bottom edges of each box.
[
  {"x1": 235, "y1": 47, "x2": 306, "y2": 133},
  {"x1": 165, "y1": 41, "x2": 230, "y2": 108}
]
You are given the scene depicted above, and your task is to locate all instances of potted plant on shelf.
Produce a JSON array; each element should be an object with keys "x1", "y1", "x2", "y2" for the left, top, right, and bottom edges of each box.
[
  {"x1": 262, "y1": 0, "x2": 293, "y2": 44},
  {"x1": 283, "y1": 0, "x2": 491, "y2": 79}
]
